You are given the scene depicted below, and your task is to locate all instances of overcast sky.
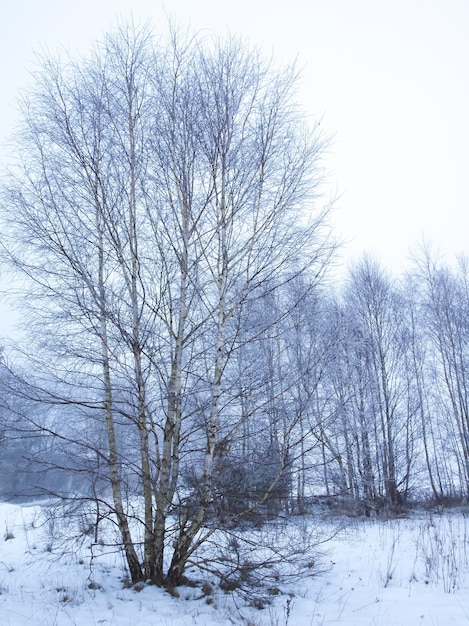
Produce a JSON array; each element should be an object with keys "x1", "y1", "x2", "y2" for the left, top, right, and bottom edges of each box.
[{"x1": 1, "y1": 0, "x2": 468, "y2": 334}]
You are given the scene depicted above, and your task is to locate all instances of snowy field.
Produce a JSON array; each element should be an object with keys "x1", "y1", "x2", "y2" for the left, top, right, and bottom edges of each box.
[{"x1": 1, "y1": 501, "x2": 468, "y2": 625}]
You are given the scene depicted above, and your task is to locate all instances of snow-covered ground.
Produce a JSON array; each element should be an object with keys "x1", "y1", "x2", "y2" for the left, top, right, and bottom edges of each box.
[{"x1": 1, "y1": 501, "x2": 468, "y2": 625}]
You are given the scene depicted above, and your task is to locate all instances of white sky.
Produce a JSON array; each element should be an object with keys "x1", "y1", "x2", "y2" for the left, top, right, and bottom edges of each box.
[{"x1": 1, "y1": 0, "x2": 468, "y2": 333}]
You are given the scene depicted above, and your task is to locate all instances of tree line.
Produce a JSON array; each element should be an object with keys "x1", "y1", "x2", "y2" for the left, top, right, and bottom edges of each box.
[{"x1": 0, "y1": 22, "x2": 467, "y2": 592}]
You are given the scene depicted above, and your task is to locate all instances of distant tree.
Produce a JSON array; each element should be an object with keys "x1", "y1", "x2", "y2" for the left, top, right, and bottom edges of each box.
[
  {"x1": 403, "y1": 272, "x2": 446, "y2": 501},
  {"x1": 414, "y1": 247, "x2": 469, "y2": 499},
  {"x1": 347, "y1": 257, "x2": 414, "y2": 505},
  {"x1": 320, "y1": 298, "x2": 380, "y2": 504},
  {"x1": 318, "y1": 257, "x2": 413, "y2": 509}
]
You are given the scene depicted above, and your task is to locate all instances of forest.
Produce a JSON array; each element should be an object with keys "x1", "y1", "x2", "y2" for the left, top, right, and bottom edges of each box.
[{"x1": 0, "y1": 21, "x2": 468, "y2": 599}]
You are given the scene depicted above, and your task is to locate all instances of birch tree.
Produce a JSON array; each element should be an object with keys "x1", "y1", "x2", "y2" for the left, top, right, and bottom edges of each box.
[
  {"x1": 415, "y1": 248, "x2": 469, "y2": 498},
  {"x1": 0, "y1": 22, "x2": 333, "y2": 587},
  {"x1": 341, "y1": 257, "x2": 411, "y2": 505}
]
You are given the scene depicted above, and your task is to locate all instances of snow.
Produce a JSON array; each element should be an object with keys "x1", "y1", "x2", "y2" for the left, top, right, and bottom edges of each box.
[{"x1": 1, "y1": 501, "x2": 468, "y2": 625}]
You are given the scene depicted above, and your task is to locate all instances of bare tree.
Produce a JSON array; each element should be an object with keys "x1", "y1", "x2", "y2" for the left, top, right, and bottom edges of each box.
[
  {"x1": 316, "y1": 257, "x2": 413, "y2": 509},
  {"x1": 414, "y1": 247, "x2": 469, "y2": 499},
  {"x1": 0, "y1": 22, "x2": 333, "y2": 588},
  {"x1": 320, "y1": 298, "x2": 380, "y2": 506}
]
